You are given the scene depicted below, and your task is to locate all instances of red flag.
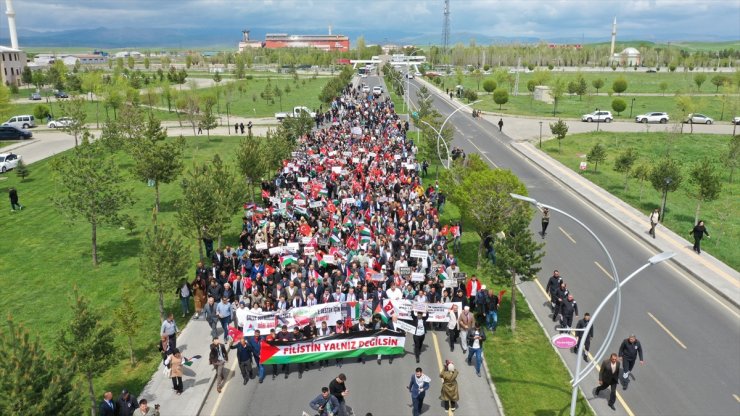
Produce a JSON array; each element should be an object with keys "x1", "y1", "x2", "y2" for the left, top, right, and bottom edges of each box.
[
  {"x1": 300, "y1": 224, "x2": 312, "y2": 236},
  {"x1": 261, "y1": 190, "x2": 270, "y2": 198},
  {"x1": 498, "y1": 290, "x2": 506, "y2": 306},
  {"x1": 440, "y1": 225, "x2": 449, "y2": 236},
  {"x1": 228, "y1": 326, "x2": 243, "y2": 341},
  {"x1": 265, "y1": 264, "x2": 275, "y2": 277}
]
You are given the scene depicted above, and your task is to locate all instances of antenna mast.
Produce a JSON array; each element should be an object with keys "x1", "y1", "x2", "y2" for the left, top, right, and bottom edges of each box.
[{"x1": 442, "y1": 0, "x2": 450, "y2": 60}]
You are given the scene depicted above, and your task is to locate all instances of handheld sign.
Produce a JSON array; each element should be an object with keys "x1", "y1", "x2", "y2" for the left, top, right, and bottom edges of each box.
[
  {"x1": 303, "y1": 246, "x2": 315, "y2": 256},
  {"x1": 410, "y1": 250, "x2": 427, "y2": 259},
  {"x1": 255, "y1": 242, "x2": 268, "y2": 251},
  {"x1": 399, "y1": 267, "x2": 411, "y2": 276},
  {"x1": 371, "y1": 273, "x2": 386, "y2": 281},
  {"x1": 410, "y1": 272, "x2": 425, "y2": 282},
  {"x1": 412, "y1": 302, "x2": 428, "y2": 313}
]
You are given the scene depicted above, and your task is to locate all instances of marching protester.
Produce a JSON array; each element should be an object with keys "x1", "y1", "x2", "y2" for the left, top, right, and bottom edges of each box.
[
  {"x1": 230, "y1": 336, "x2": 254, "y2": 385},
  {"x1": 573, "y1": 313, "x2": 593, "y2": 362},
  {"x1": 329, "y1": 373, "x2": 351, "y2": 416},
  {"x1": 408, "y1": 367, "x2": 431, "y2": 416},
  {"x1": 410, "y1": 311, "x2": 428, "y2": 363},
  {"x1": 310, "y1": 387, "x2": 341, "y2": 416},
  {"x1": 618, "y1": 334, "x2": 645, "y2": 390},
  {"x1": 209, "y1": 338, "x2": 229, "y2": 393},
  {"x1": 439, "y1": 360, "x2": 459, "y2": 411},
  {"x1": 458, "y1": 306, "x2": 474, "y2": 354},
  {"x1": 466, "y1": 323, "x2": 486, "y2": 377},
  {"x1": 446, "y1": 303, "x2": 460, "y2": 351}
]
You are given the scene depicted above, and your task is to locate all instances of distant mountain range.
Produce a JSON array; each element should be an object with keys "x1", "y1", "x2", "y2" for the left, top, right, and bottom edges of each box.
[{"x1": 0, "y1": 26, "x2": 736, "y2": 50}]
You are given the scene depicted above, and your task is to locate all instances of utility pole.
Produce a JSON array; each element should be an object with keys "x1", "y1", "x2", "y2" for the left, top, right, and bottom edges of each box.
[{"x1": 442, "y1": 0, "x2": 450, "y2": 63}]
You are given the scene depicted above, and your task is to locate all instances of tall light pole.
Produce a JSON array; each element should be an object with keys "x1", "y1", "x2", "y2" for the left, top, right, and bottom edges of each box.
[
  {"x1": 629, "y1": 97, "x2": 636, "y2": 118},
  {"x1": 510, "y1": 193, "x2": 675, "y2": 416},
  {"x1": 406, "y1": 49, "x2": 422, "y2": 122},
  {"x1": 539, "y1": 121, "x2": 543, "y2": 148}
]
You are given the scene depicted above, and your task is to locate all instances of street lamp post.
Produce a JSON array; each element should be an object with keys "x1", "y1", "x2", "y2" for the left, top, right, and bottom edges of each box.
[
  {"x1": 509, "y1": 193, "x2": 675, "y2": 416},
  {"x1": 629, "y1": 97, "x2": 636, "y2": 118},
  {"x1": 539, "y1": 121, "x2": 543, "y2": 149},
  {"x1": 405, "y1": 49, "x2": 422, "y2": 122},
  {"x1": 596, "y1": 107, "x2": 601, "y2": 132},
  {"x1": 660, "y1": 177, "x2": 672, "y2": 222}
]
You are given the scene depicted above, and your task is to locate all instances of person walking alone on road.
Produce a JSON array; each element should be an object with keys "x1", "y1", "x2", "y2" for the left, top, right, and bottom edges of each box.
[
  {"x1": 690, "y1": 220, "x2": 710, "y2": 254},
  {"x1": 408, "y1": 367, "x2": 431, "y2": 416},
  {"x1": 573, "y1": 313, "x2": 593, "y2": 362},
  {"x1": 439, "y1": 361, "x2": 459, "y2": 411},
  {"x1": 209, "y1": 338, "x2": 229, "y2": 393},
  {"x1": 309, "y1": 387, "x2": 340, "y2": 416},
  {"x1": 8, "y1": 187, "x2": 22, "y2": 211},
  {"x1": 618, "y1": 334, "x2": 644, "y2": 390},
  {"x1": 498, "y1": 118, "x2": 504, "y2": 131},
  {"x1": 165, "y1": 348, "x2": 184, "y2": 395},
  {"x1": 411, "y1": 311, "x2": 428, "y2": 363},
  {"x1": 329, "y1": 373, "x2": 350, "y2": 416},
  {"x1": 539, "y1": 207, "x2": 550, "y2": 237},
  {"x1": 594, "y1": 353, "x2": 621, "y2": 410},
  {"x1": 648, "y1": 208, "x2": 660, "y2": 238},
  {"x1": 466, "y1": 323, "x2": 486, "y2": 377}
]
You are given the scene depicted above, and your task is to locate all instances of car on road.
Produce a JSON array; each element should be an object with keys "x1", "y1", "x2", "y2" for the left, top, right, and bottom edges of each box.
[
  {"x1": 0, "y1": 152, "x2": 21, "y2": 173},
  {"x1": 581, "y1": 110, "x2": 613, "y2": 123},
  {"x1": 0, "y1": 126, "x2": 32, "y2": 140},
  {"x1": 733, "y1": 116, "x2": 740, "y2": 125},
  {"x1": 405, "y1": 73, "x2": 414, "y2": 79},
  {"x1": 29, "y1": 92, "x2": 42, "y2": 100},
  {"x1": 3, "y1": 115, "x2": 36, "y2": 129},
  {"x1": 361, "y1": 84, "x2": 370, "y2": 93},
  {"x1": 683, "y1": 113, "x2": 714, "y2": 124},
  {"x1": 635, "y1": 112, "x2": 669, "y2": 124},
  {"x1": 372, "y1": 86, "x2": 382, "y2": 96},
  {"x1": 414, "y1": 71, "x2": 422, "y2": 77},
  {"x1": 646, "y1": 69, "x2": 657, "y2": 73},
  {"x1": 48, "y1": 117, "x2": 73, "y2": 128},
  {"x1": 54, "y1": 90, "x2": 69, "y2": 98}
]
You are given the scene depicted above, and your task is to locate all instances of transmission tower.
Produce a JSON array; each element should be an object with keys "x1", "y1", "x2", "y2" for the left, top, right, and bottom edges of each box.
[{"x1": 442, "y1": 0, "x2": 450, "y2": 61}]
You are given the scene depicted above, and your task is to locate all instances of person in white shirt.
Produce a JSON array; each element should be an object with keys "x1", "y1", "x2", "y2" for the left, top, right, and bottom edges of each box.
[
  {"x1": 235, "y1": 301, "x2": 250, "y2": 332},
  {"x1": 446, "y1": 304, "x2": 460, "y2": 352},
  {"x1": 386, "y1": 282, "x2": 403, "y2": 301}
]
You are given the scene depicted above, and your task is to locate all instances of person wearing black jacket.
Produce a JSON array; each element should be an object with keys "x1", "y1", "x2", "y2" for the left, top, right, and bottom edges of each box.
[
  {"x1": 559, "y1": 294, "x2": 578, "y2": 329},
  {"x1": 545, "y1": 270, "x2": 562, "y2": 314},
  {"x1": 410, "y1": 311, "x2": 428, "y2": 363},
  {"x1": 618, "y1": 334, "x2": 645, "y2": 390},
  {"x1": 553, "y1": 282, "x2": 570, "y2": 322},
  {"x1": 116, "y1": 389, "x2": 137, "y2": 416},
  {"x1": 573, "y1": 313, "x2": 593, "y2": 362},
  {"x1": 229, "y1": 336, "x2": 254, "y2": 385},
  {"x1": 594, "y1": 353, "x2": 621, "y2": 410}
]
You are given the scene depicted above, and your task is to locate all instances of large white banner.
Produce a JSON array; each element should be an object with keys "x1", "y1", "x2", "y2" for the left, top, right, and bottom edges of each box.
[
  {"x1": 384, "y1": 299, "x2": 462, "y2": 322},
  {"x1": 240, "y1": 301, "x2": 374, "y2": 330}
]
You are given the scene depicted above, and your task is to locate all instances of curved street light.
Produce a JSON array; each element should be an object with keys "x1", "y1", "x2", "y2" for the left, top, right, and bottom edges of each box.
[
  {"x1": 509, "y1": 193, "x2": 675, "y2": 416},
  {"x1": 419, "y1": 99, "x2": 481, "y2": 170}
]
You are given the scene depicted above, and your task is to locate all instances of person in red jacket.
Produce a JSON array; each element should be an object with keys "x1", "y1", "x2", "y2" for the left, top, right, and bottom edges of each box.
[{"x1": 465, "y1": 275, "x2": 482, "y2": 308}]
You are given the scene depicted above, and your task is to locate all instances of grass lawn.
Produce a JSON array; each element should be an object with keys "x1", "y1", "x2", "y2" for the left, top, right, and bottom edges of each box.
[
  {"x1": 543, "y1": 131, "x2": 739, "y2": 270},
  {"x1": 437, "y1": 180, "x2": 593, "y2": 415},
  {"x1": 0, "y1": 140, "x2": 19, "y2": 148},
  {"x1": 468, "y1": 92, "x2": 739, "y2": 123},
  {"x1": 0, "y1": 134, "x2": 251, "y2": 410}
]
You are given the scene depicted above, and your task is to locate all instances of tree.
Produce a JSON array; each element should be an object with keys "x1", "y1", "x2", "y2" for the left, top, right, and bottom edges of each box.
[
  {"x1": 612, "y1": 77, "x2": 628, "y2": 95},
  {"x1": 179, "y1": 92, "x2": 200, "y2": 135},
  {"x1": 236, "y1": 137, "x2": 265, "y2": 202},
  {"x1": 611, "y1": 98, "x2": 627, "y2": 115},
  {"x1": 549, "y1": 119, "x2": 568, "y2": 152},
  {"x1": 50, "y1": 136, "x2": 135, "y2": 265},
  {"x1": 711, "y1": 75, "x2": 729, "y2": 92},
  {"x1": 0, "y1": 317, "x2": 76, "y2": 416},
  {"x1": 59, "y1": 96, "x2": 88, "y2": 146},
  {"x1": 694, "y1": 73, "x2": 707, "y2": 92},
  {"x1": 177, "y1": 162, "x2": 224, "y2": 260},
  {"x1": 631, "y1": 161, "x2": 651, "y2": 202},
  {"x1": 550, "y1": 78, "x2": 566, "y2": 115},
  {"x1": 574, "y1": 74, "x2": 587, "y2": 100},
  {"x1": 14, "y1": 159, "x2": 29, "y2": 181},
  {"x1": 659, "y1": 81, "x2": 668, "y2": 96},
  {"x1": 472, "y1": 69, "x2": 483, "y2": 91},
  {"x1": 463, "y1": 89, "x2": 478, "y2": 102},
  {"x1": 199, "y1": 96, "x2": 219, "y2": 140},
  {"x1": 113, "y1": 288, "x2": 141, "y2": 366},
  {"x1": 493, "y1": 88, "x2": 509, "y2": 110},
  {"x1": 141, "y1": 214, "x2": 191, "y2": 321},
  {"x1": 130, "y1": 117, "x2": 185, "y2": 212},
  {"x1": 592, "y1": 78, "x2": 604, "y2": 95},
  {"x1": 58, "y1": 289, "x2": 116, "y2": 416},
  {"x1": 649, "y1": 158, "x2": 683, "y2": 221},
  {"x1": 687, "y1": 157, "x2": 722, "y2": 225},
  {"x1": 586, "y1": 142, "x2": 607, "y2": 171},
  {"x1": 492, "y1": 211, "x2": 544, "y2": 332},
  {"x1": 143, "y1": 57, "x2": 150, "y2": 70},
  {"x1": 21, "y1": 65, "x2": 33, "y2": 85},
  {"x1": 613, "y1": 147, "x2": 639, "y2": 191},
  {"x1": 33, "y1": 104, "x2": 51, "y2": 121},
  {"x1": 723, "y1": 135, "x2": 740, "y2": 183},
  {"x1": 482, "y1": 79, "x2": 496, "y2": 93}
]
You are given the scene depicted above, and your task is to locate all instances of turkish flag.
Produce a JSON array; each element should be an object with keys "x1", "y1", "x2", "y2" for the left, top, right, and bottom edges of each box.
[
  {"x1": 440, "y1": 225, "x2": 449, "y2": 236},
  {"x1": 300, "y1": 224, "x2": 312, "y2": 236},
  {"x1": 261, "y1": 190, "x2": 270, "y2": 199},
  {"x1": 265, "y1": 264, "x2": 275, "y2": 277}
]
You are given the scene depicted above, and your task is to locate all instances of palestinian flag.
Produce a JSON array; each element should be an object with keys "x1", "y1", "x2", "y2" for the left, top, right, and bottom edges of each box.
[
  {"x1": 295, "y1": 191, "x2": 307, "y2": 200},
  {"x1": 374, "y1": 302, "x2": 395, "y2": 324},
  {"x1": 438, "y1": 267, "x2": 448, "y2": 281},
  {"x1": 256, "y1": 207, "x2": 266, "y2": 214},
  {"x1": 260, "y1": 330, "x2": 405, "y2": 365},
  {"x1": 294, "y1": 206, "x2": 308, "y2": 217},
  {"x1": 319, "y1": 188, "x2": 329, "y2": 197},
  {"x1": 330, "y1": 234, "x2": 342, "y2": 244},
  {"x1": 359, "y1": 225, "x2": 371, "y2": 237},
  {"x1": 343, "y1": 218, "x2": 353, "y2": 228},
  {"x1": 281, "y1": 255, "x2": 298, "y2": 267},
  {"x1": 360, "y1": 235, "x2": 372, "y2": 244}
]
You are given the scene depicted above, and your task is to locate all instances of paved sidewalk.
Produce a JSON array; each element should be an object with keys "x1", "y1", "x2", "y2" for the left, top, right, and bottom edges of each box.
[{"x1": 137, "y1": 316, "x2": 222, "y2": 416}]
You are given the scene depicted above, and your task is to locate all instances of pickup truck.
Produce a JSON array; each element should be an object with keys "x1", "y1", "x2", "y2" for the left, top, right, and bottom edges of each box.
[{"x1": 275, "y1": 106, "x2": 316, "y2": 122}]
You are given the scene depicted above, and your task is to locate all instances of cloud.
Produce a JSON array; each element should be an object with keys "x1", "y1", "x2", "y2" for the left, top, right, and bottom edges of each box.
[{"x1": 4, "y1": 0, "x2": 738, "y2": 41}]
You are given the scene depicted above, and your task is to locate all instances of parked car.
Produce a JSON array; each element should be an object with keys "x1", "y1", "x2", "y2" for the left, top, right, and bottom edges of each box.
[
  {"x1": 0, "y1": 126, "x2": 32, "y2": 140},
  {"x1": 54, "y1": 90, "x2": 69, "y2": 98},
  {"x1": 29, "y1": 92, "x2": 42, "y2": 100},
  {"x1": 683, "y1": 113, "x2": 713, "y2": 124},
  {"x1": 405, "y1": 73, "x2": 414, "y2": 79},
  {"x1": 48, "y1": 117, "x2": 73, "y2": 128},
  {"x1": 0, "y1": 152, "x2": 21, "y2": 173},
  {"x1": 733, "y1": 116, "x2": 740, "y2": 125},
  {"x1": 372, "y1": 86, "x2": 382, "y2": 96},
  {"x1": 581, "y1": 110, "x2": 613, "y2": 123},
  {"x1": 646, "y1": 69, "x2": 657, "y2": 73},
  {"x1": 635, "y1": 112, "x2": 669, "y2": 124},
  {"x1": 3, "y1": 115, "x2": 36, "y2": 129},
  {"x1": 361, "y1": 84, "x2": 370, "y2": 93}
]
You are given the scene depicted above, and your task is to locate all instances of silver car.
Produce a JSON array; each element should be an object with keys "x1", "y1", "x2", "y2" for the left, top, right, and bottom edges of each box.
[
  {"x1": 581, "y1": 110, "x2": 613, "y2": 123},
  {"x1": 48, "y1": 117, "x2": 73, "y2": 128},
  {"x1": 684, "y1": 113, "x2": 713, "y2": 124},
  {"x1": 635, "y1": 112, "x2": 669, "y2": 124}
]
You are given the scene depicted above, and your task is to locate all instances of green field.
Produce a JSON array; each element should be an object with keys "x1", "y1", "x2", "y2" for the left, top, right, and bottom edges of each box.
[
  {"x1": 542, "y1": 131, "x2": 739, "y2": 270},
  {"x1": 0, "y1": 134, "x2": 249, "y2": 408}
]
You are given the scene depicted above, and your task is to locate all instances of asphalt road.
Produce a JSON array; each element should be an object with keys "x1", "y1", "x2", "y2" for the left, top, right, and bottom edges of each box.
[
  {"x1": 198, "y1": 331, "x2": 500, "y2": 416},
  {"x1": 399, "y1": 75, "x2": 740, "y2": 416}
]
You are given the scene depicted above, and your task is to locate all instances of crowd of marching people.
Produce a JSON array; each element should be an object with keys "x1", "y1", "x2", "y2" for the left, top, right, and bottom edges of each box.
[{"x1": 153, "y1": 79, "x2": 508, "y2": 416}]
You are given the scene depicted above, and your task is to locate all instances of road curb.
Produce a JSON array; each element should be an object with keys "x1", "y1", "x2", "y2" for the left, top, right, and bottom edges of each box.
[{"x1": 481, "y1": 346, "x2": 506, "y2": 416}]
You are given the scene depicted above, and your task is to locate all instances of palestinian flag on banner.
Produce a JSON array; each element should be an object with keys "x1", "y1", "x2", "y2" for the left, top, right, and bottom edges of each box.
[
  {"x1": 281, "y1": 255, "x2": 298, "y2": 267},
  {"x1": 260, "y1": 330, "x2": 405, "y2": 365},
  {"x1": 374, "y1": 301, "x2": 396, "y2": 324},
  {"x1": 438, "y1": 267, "x2": 448, "y2": 281}
]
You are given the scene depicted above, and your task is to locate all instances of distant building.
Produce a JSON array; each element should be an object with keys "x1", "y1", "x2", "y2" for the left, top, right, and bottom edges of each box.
[
  {"x1": 264, "y1": 33, "x2": 350, "y2": 52},
  {"x1": 238, "y1": 30, "x2": 263, "y2": 52},
  {"x1": 0, "y1": 45, "x2": 26, "y2": 86},
  {"x1": 114, "y1": 51, "x2": 142, "y2": 59},
  {"x1": 33, "y1": 52, "x2": 108, "y2": 67},
  {"x1": 615, "y1": 47, "x2": 641, "y2": 67}
]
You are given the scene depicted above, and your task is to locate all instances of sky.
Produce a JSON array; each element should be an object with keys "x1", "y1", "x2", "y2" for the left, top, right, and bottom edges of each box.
[{"x1": 4, "y1": 0, "x2": 740, "y2": 42}]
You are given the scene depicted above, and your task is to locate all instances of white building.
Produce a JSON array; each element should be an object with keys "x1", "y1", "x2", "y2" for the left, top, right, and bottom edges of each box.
[
  {"x1": 0, "y1": 45, "x2": 26, "y2": 86},
  {"x1": 615, "y1": 47, "x2": 641, "y2": 67}
]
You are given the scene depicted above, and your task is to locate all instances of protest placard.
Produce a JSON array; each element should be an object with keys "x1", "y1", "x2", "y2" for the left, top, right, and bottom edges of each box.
[
  {"x1": 268, "y1": 247, "x2": 282, "y2": 255},
  {"x1": 323, "y1": 255, "x2": 335, "y2": 264},
  {"x1": 410, "y1": 272, "x2": 425, "y2": 282},
  {"x1": 301, "y1": 237, "x2": 313, "y2": 245},
  {"x1": 371, "y1": 273, "x2": 386, "y2": 281},
  {"x1": 255, "y1": 242, "x2": 268, "y2": 251},
  {"x1": 410, "y1": 249, "x2": 427, "y2": 259},
  {"x1": 297, "y1": 177, "x2": 309, "y2": 183},
  {"x1": 443, "y1": 278, "x2": 458, "y2": 289},
  {"x1": 303, "y1": 246, "x2": 315, "y2": 256},
  {"x1": 287, "y1": 242, "x2": 300, "y2": 251},
  {"x1": 399, "y1": 267, "x2": 411, "y2": 276},
  {"x1": 309, "y1": 201, "x2": 323, "y2": 208},
  {"x1": 412, "y1": 302, "x2": 428, "y2": 313}
]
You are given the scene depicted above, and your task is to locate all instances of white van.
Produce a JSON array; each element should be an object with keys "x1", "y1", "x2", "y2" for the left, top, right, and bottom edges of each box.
[{"x1": 3, "y1": 115, "x2": 36, "y2": 129}]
